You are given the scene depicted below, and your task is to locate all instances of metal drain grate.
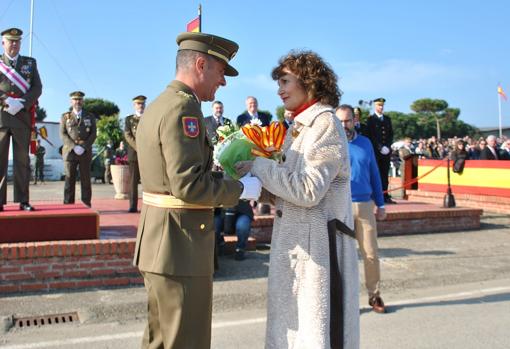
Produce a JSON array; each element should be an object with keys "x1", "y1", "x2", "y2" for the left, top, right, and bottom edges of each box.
[{"x1": 14, "y1": 312, "x2": 79, "y2": 328}]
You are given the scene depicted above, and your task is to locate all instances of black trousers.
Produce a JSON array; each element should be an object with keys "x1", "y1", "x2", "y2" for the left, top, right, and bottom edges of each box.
[
  {"x1": 0, "y1": 127, "x2": 31, "y2": 204},
  {"x1": 129, "y1": 160, "x2": 140, "y2": 210},
  {"x1": 376, "y1": 154, "x2": 391, "y2": 198}
]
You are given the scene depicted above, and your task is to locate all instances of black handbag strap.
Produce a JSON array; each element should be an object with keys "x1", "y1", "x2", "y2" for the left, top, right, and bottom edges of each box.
[{"x1": 328, "y1": 219, "x2": 355, "y2": 239}]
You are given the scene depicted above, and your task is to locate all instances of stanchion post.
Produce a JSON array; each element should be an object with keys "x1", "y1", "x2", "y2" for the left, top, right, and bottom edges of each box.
[{"x1": 443, "y1": 157, "x2": 456, "y2": 208}]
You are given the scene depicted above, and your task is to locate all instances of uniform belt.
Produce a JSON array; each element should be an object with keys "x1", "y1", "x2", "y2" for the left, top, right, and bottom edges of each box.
[{"x1": 142, "y1": 192, "x2": 214, "y2": 209}]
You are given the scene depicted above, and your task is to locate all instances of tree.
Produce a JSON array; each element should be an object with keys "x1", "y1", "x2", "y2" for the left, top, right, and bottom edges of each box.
[
  {"x1": 82, "y1": 98, "x2": 120, "y2": 118},
  {"x1": 410, "y1": 98, "x2": 448, "y2": 140},
  {"x1": 275, "y1": 105, "x2": 285, "y2": 122},
  {"x1": 95, "y1": 115, "x2": 123, "y2": 150},
  {"x1": 35, "y1": 105, "x2": 47, "y2": 121}
]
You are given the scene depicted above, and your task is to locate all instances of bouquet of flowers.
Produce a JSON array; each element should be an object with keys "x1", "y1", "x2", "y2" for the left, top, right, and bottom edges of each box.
[
  {"x1": 114, "y1": 154, "x2": 128, "y2": 165},
  {"x1": 214, "y1": 121, "x2": 286, "y2": 180}
]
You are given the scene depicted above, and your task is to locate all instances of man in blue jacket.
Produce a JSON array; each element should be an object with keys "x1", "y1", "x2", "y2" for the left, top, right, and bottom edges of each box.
[{"x1": 336, "y1": 104, "x2": 387, "y2": 313}]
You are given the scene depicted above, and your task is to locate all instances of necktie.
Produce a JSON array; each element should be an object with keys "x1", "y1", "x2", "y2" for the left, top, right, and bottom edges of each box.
[{"x1": 9, "y1": 60, "x2": 15, "y2": 68}]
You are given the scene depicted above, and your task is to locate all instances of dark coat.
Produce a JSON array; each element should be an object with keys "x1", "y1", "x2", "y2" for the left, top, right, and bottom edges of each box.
[
  {"x1": 236, "y1": 111, "x2": 271, "y2": 127},
  {"x1": 479, "y1": 147, "x2": 499, "y2": 160},
  {"x1": 366, "y1": 114, "x2": 393, "y2": 157},
  {"x1": 451, "y1": 150, "x2": 470, "y2": 173},
  {"x1": 124, "y1": 114, "x2": 141, "y2": 162},
  {"x1": 204, "y1": 115, "x2": 233, "y2": 145}
]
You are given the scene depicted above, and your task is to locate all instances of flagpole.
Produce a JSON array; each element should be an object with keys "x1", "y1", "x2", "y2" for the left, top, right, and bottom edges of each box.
[
  {"x1": 198, "y1": 4, "x2": 202, "y2": 32},
  {"x1": 29, "y1": 0, "x2": 35, "y2": 57},
  {"x1": 498, "y1": 88, "x2": 502, "y2": 139}
]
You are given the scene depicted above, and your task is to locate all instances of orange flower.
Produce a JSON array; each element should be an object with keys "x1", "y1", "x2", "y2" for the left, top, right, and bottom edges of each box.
[{"x1": 241, "y1": 121, "x2": 286, "y2": 158}]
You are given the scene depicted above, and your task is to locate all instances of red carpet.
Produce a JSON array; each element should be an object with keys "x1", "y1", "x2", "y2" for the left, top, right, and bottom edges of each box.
[{"x1": 0, "y1": 203, "x2": 99, "y2": 243}]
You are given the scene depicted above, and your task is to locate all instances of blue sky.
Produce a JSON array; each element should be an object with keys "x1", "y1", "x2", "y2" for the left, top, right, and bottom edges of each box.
[{"x1": 2, "y1": 0, "x2": 509, "y2": 129}]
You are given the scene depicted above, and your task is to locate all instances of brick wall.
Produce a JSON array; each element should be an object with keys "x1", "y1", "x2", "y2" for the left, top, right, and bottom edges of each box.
[
  {"x1": 0, "y1": 239, "x2": 142, "y2": 295},
  {"x1": 406, "y1": 190, "x2": 510, "y2": 214}
]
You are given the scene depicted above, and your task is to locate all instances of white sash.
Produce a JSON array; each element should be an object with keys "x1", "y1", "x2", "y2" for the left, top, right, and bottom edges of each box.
[{"x1": 0, "y1": 61, "x2": 30, "y2": 94}]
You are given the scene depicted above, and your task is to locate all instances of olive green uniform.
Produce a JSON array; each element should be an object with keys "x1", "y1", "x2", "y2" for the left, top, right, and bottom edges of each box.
[
  {"x1": 34, "y1": 144, "x2": 45, "y2": 183},
  {"x1": 0, "y1": 54, "x2": 42, "y2": 205},
  {"x1": 59, "y1": 110, "x2": 96, "y2": 206},
  {"x1": 124, "y1": 114, "x2": 141, "y2": 211},
  {"x1": 134, "y1": 80, "x2": 242, "y2": 349}
]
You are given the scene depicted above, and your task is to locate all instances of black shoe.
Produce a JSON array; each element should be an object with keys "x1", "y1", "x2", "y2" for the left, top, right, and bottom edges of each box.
[
  {"x1": 20, "y1": 202, "x2": 35, "y2": 211},
  {"x1": 369, "y1": 295, "x2": 386, "y2": 313},
  {"x1": 0, "y1": 205, "x2": 3, "y2": 212},
  {"x1": 234, "y1": 249, "x2": 246, "y2": 261},
  {"x1": 128, "y1": 207, "x2": 137, "y2": 213},
  {"x1": 384, "y1": 197, "x2": 397, "y2": 204}
]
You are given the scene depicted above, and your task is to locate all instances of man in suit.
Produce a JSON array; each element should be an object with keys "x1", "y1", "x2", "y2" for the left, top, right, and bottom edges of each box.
[
  {"x1": 236, "y1": 96, "x2": 272, "y2": 127},
  {"x1": 133, "y1": 32, "x2": 261, "y2": 349},
  {"x1": 479, "y1": 135, "x2": 500, "y2": 160},
  {"x1": 500, "y1": 139, "x2": 510, "y2": 160},
  {"x1": 124, "y1": 95, "x2": 146, "y2": 212},
  {"x1": 59, "y1": 91, "x2": 96, "y2": 207},
  {"x1": 0, "y1": 28, "x2": 42, "y2": 211},
  {"x1": 204, "y1": 100, "x2": 233, "y2": 145},
  {"x1": 366, "y1": 98, "x2": 396, "y2": 204},
  {"x1": 353, "y1": 106, "x2": 367, "y2": 136}
]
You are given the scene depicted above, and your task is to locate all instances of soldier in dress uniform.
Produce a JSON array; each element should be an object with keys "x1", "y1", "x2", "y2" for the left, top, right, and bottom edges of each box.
[
  {"x1": 124, "y1": 95, "x2": 146, "y2": 212},
  {"x1": 34, "y1": 139, "x2": 45, "y2": 184},
  {"x1": 133, "y1": 32, "x2": 261, "y2": 349},
  {"x1": 59, "y1": 91, "x2": 97, "y2": 207},
  {"x1": 366, "y1": 97, "x2": 396, "y2": 204},
  {"x1": 0, "y1": 28, "x2": 42, "y2": 211}
]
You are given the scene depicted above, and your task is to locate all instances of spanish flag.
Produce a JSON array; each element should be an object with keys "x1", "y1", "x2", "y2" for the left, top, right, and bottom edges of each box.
[
  {"x1": 498, "y1": 84, "x2": 507, "y2": 101},
  {"x1": 186, "y1": 17, "x2": 200, "y2": 32}
]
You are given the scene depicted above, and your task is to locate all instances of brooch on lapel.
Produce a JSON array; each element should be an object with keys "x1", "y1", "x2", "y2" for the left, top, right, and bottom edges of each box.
[{"x1": 292, "y1": 122, "x2": 303, "y2": 138}]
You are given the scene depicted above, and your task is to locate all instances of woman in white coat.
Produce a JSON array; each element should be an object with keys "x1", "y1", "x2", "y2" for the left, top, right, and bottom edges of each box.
[{"x1": 236, "y1": 50, "x2": 359, "y2": 349}]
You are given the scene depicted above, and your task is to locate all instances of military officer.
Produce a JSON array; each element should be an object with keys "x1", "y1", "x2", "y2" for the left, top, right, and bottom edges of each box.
[
  {"x1": 34, "y1": 139, "x2": 45, "y2": 184},
  {"x1": 133, "y1": 32, "x2": 261, "y2": 349},
  {"x1": 59, "y1": 91, "x2": 97, "y2": 207},
  {"x1": 366, "y1": 98, "x2": 396, "y2": 204},
  {"x1": 0, "y1": 28, "x2": 42, "y2": 211},
  {"x1": 124, "y1": 95, "x2": 146, "y2": 212}
]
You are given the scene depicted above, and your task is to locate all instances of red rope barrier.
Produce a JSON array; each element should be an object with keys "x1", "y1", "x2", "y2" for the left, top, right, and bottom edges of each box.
[{"x1": 384, "y1": 158, "x2": 448, "y2": 194}]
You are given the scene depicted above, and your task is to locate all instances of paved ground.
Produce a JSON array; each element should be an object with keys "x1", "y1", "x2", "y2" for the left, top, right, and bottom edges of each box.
[{"x1": 1, "y1": 182, "x2": 509, "y2": 348}]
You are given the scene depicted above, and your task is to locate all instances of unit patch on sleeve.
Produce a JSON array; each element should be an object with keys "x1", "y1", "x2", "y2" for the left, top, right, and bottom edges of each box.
[{"x1": 182, "y1": 117, "x2": 200, "y2": 138}]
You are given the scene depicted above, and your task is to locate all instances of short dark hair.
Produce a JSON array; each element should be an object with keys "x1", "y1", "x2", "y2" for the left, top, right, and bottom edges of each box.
[
  {"x1": 336, "y1": 104, "x2": 354, "y2": 118},
  {"x1": 212, "y1": 100, "x2": 223, "y2": 106},
  {"x1": 271, "y1": 50, "x2": 342, "y2": 108}
]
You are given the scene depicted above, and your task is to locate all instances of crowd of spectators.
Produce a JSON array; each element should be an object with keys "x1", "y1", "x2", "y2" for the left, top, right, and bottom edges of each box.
[{"x1": 390, "y1": 134, "x2": 510, "y2": 176}]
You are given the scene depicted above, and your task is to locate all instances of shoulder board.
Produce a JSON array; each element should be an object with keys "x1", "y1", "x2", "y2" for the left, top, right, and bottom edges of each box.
[
  {"x1": 177, "y1": 90, "x2": 194, "y2": 99},
  {"x1": 63, "y1": 112, "x2": 71, "y2": 119}
]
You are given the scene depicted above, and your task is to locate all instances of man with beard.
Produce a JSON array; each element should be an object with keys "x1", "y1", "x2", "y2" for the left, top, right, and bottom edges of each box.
[{"x1": 336, "y1": 104, "x2": 387, "y2": 314}]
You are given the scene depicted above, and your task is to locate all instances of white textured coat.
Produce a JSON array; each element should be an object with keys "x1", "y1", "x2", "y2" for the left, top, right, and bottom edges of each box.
[{"x1": 252, "y1": 103, "x2": 359, "y2": 349}]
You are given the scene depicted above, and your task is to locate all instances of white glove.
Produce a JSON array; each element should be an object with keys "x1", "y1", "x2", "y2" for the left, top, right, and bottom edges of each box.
[
  {"x1": 73, "y1": 145, "x2": 85, "y2": 156},
  {"x1": 380, "y1": 146, "x2": 390, "y2": 155},
  {"x1": 5, "y1": 97, "x2": 24, "y2": 115},
  {"x1": 239, "y1": 174, "x2": 262, "y2": 201}
]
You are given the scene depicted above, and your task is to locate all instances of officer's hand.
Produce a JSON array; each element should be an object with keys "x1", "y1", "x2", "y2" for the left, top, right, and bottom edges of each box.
[
  {"x1": 73, "y1": 145, "x2": 85, "y2": 156},
  {"x1": 239, "y1": 174, "x2": 262, "y2": 201},
  {"x1": 380, "y1": 146, "x2": 390, "y2": 155},
  {"x1": 235, "y1": 161, "x2": 253, "y2": 177},
  {"x1": 375, "y1": 206, "x2": 387, "y2": 221}
]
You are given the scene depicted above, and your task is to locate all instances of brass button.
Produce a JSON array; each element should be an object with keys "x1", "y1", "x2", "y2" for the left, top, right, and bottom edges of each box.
[
  {"x1": 200, "y1": 224, "x2": 205, "y2": 230},
  {"x1": 276, "y1": 210, "x2": 282, "y2": 218}
]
